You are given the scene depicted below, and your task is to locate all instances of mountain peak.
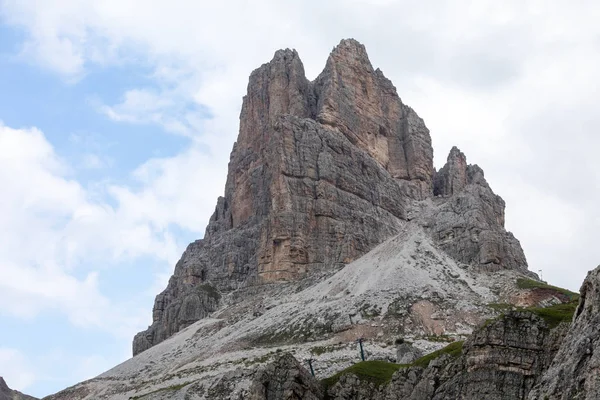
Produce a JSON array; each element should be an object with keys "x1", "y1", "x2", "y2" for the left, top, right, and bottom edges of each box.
[
  {"x1": 329, "y1": 38, "x2": 371, "y2": 66},
  {"x1": 131, "y1": 39, "x2": 528, "y2": 356},
  {"x1": 315, "y1": 39, "x2": 434, "y2": 196},
  {"x1": 448, "y1": 145, "x2": 466, "y2": 161}
]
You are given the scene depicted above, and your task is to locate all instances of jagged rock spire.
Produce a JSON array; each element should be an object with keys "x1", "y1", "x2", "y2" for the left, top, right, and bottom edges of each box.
[
  {"x1": 133, "y1": 39, "x2": 528, "y2": 355},
  {"x1": 315, "y1": 39, "x2": 434, "y2": 198},
  {"x1": 426, "y1": 146, "x2": 527, "y2": 269}
]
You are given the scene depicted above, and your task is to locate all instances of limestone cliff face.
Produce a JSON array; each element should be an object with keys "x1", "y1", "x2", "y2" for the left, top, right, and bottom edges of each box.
[
  {"x1": 323, "y1": 311, "x2": 568, "y2": 400},
  {"x1": 133, "y1": 39, "x2": 528, "y2": 355},
  {"x1": 426, "y1": 146, "x2": 529, "y2": 271},
  {"x1": 427, "y1": 312, "x2": 567, "y2": 400},
  {"x1": 528, "y1": 266, "x2": 600, "y2": 400},
  {"x1": 314, "y1": 40, "x2": 433, "y2": 199}
]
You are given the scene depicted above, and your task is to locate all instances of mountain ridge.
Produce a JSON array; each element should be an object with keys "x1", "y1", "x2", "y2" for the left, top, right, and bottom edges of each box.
[{"x1": 0, "y1": 377, "x2": 38, "y2": 400}]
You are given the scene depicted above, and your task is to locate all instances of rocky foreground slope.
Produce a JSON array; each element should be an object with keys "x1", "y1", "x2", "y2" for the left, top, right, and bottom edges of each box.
[
  {"x1": 242, "y1": 264, "x2": 598, "y2": 400},
  {"x1": 43, "y1": 39, "x2": 585, "y2": 400}
]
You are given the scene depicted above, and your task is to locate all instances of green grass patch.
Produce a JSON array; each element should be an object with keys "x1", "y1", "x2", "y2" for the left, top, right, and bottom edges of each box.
[
  {"x1": 526, "y1": 301, "x2": 578, "y2": 328},
  {"x1": 411, "y1": 341, "x2": 463, "y2": 368},
  {"x1": 321, "y1": 360, "x2": 406, "y2": 391},
  {"x1": 483, "y1": 300, "x2": 578, "y2": 330},
  {"x1": 516, "y1": 278, "x2": 579, "y2": 300},
  {"x1": 322, "y1": 341, "x2": 465, "y2": 393}
]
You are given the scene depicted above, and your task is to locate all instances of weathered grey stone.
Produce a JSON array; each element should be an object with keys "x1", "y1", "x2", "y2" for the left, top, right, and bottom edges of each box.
[
  {"x1": 0, "y1": 377, "x2": 38, "y2": 400},
  {"x1": 528, "y1": 266, "x2": 600, "y2": 400},
  {"x1": 433, "y1": 146, "x2": 469, "y2": 197},
  {"x1": 132, "y1": 279, "x2": 221, "y2": 355},
  {"x1": 133, "y1": 39, "x2": 437, "y2": 354},
  {"x1": 314, "y1": 39, "x2": 434, "y2": 200},
  {"x1": 427, "y1": 312, "x2": 568, "y2": 400},
  {"x1": 328, "y1": 373, "x2": 383, "y2": 400},
  {"x1": 133, "y1": 39, "x2": 531, "y2": 355},
  {"x1": 247, "y1": 353, "x2": 323, "y2": 400},
  {"x1": 327, "y1": 311, "x2": 568, "y2": 400},
  {"x1": 425, "y1": 147, "x2": 529, "y2": 272},
  {"x1": 396, "y1": 342, "x2": 423, "y2": 364}
]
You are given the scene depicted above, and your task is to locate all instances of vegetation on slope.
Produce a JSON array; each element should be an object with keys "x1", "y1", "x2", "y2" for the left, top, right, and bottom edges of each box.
[
  {"x1": 485, "y1": 299, "x2": 578, "y2": 330},
  {"x1": 516, "y1": 278, "x2": 579, "y2": 300},
  {"x1": 527, "y1": 301, "x2": 579, "y2": 328},
  {"x1": 411, "y1": 340, "x2": 464, "y2": 368},
  {"x1": 320, "y1": 278, "x2": 579, "y2": 394},
  {"x1": 321, "y1": 341, "x2": 464, "y2": 392},
  {"x1": 321, "y1": 360, "x2": 406, "y2": 390},
  {"x1": 483, "y1": 279, "x2": 580, "y2": 328}
]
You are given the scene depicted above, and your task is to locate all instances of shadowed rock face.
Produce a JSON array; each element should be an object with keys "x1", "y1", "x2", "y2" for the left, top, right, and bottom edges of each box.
[
  {"x1": 323, "y1": 311, "x2": 568, "y2": 400},
  {"x1": 428, "y1": 312, "x2": 568, "y2": 400},
  {"x1": 426, "y1": 147, "x2": 529, "y2": 271},
  {"x1": 247, "y1": 353, "x2": 323, "y2": 400},
  {"x1": 528, "y1": 265, "x2": 600, "y2": 400},
  {"x1": 133, "y1": 39, "x2": 528, "y2": 355},
  {"x1": 314, "y1": 40, "x2": 434, "y2": 199}
]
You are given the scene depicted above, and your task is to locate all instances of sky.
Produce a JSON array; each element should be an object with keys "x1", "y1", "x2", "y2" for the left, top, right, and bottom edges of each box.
[{"x1": 0, "y1": 0, "x2": 598, "y2": 397}]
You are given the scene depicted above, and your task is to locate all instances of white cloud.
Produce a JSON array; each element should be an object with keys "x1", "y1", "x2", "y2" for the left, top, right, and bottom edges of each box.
[
  {"x1": 0, "y1": 121, "x2": 226, "y2": 394},
  {"x1": 81, "y1": 153, "x2": 111, "y2": 169},
  {"x1": 0, "y1": 123, "x2": 224, "y2": 333},
  {"x1": 98, "y1": 87, "x2": 204, "y2": 136},
  {"x1": 109, "y1": 146, "x2": 225, "y2": 232}
]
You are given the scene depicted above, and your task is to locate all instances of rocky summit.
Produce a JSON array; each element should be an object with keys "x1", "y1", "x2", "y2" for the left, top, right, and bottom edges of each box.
[
  {"x1": 44, "y1": 39, "x2": 594, "y2": 400},
  {"x1": 132, "y1": 38, "x2": 529, "y2": 356}
]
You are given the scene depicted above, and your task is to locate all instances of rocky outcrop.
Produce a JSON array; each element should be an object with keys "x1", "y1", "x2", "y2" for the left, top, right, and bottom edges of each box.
[
  {"x1": 248, "y1": 353, "x2": 323, "y2": 400},
  {"x1": 132, "y1": 281, "x2": 221, "y2": 355},
  {"x1": 528, "y1": 266, "x2": 600, "y2": 400},
  {"x1": 432, "y1": 146, "x2": 471, "y2": 197},
  {"x1": 396, "y1": 341, "x2": 423, "y2": 364},
  {"x1": 325, "y1": 311, "x2": 568, "y2": 400},
  {"x1": 328, "y1": 373, "x2": 383, "y2": 400},
  {"x1": 314, "y1": 39, "x2": 433, "y2": 200},
  {"x1": 133, "y1": 38, "x2": 529, "y2": 355},
  {"x1": 424, "y1": 147, "x2": 529, "y2": 272},
  {"x1": 39, "y1": 38, "x2": 586, "y2": 400},
  {"x1": 427, "y1": 312, "x2": 568, "y2": 400},
  {"x1": 0, "y1": 377, "x2": 38, "y2": 400}
]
